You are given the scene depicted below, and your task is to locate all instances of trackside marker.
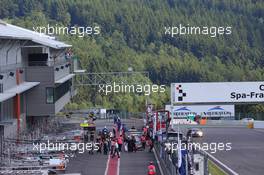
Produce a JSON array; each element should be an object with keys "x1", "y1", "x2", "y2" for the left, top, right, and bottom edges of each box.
[
  {"x1": 107, "y1": 156, "x2": 118, "y2": 175},
  {"x1": 105, "y1": 126, "x2": 120, "y2": 175},
  {"x1": 104, "y1": 154, "x2": 110, "y2": 175},
  {"x1": 117, "y1": 156, "x2": 120, "y2": 175},
  {"x1": 105, "y1": 154, "x2": 120, "y2": 175}
]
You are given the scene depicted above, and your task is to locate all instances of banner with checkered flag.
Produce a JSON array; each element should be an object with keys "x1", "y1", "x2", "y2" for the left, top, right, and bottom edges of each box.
[{"x1": 175, "y1": 85, "x2": 187, "y2": 101}]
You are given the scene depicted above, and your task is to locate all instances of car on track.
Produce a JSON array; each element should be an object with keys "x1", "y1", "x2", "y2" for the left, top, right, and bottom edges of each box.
[
  {"x1": 127, "y1": 130, "x2": 143, "y2": 150},
  {"x1": 187, "y1": 128, "x2": 203, "y2": 137},
  {"x1": 241, "y1": 118, "x2": 254, "y2": 122}
]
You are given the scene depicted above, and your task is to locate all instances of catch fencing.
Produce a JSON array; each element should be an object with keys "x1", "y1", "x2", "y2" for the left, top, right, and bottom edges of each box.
[
  {"x1": 154, "y1": 142, "x2": 178, "y2": 175},
  {"x1": 154, "y1": 141, "x2": 239, "y2": 175}
]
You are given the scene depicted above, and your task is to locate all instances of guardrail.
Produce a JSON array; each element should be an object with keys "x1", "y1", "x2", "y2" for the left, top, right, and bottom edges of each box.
[
  {"x1": 172, "y1": 120, "x2": 249, "y2": 130},
  {"x1": 0, "y1": 169, "x2": 48, "y2": 175},
  {"x1": 27, "y1": 60, "x2": 70, "y2": 67},
  {"x1": 154, "y1": 141, "x2": 240, "y2": 175},
  {"x1": 206, "y1": 120, "x2": 247, "y2": 127},
  {"x1": 197, "y1": 149, "x2": 239, "y2": 175},
  {"x1": 253, "y1": 120, "x2": 264, "y2": 129}
]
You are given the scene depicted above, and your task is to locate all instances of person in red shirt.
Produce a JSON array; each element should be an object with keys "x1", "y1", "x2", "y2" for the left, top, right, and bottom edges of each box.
[
  {"x1": 143, "y1": 127, "x2": 148, "y2": 135},
  {"x1": 110, "y1": 138, "x2": 115, "y2": 155},
  {"x1": 111, "y1": 139, "x2": 120, "y2": 158},
  {"x1": 141, "y1": 135, "x2": 146, "y2": 150},
  {"x1": 117, "y1": 135, "x2": 123, "y2": 152},
  {"x1": 147, "y1": 161, "x2": 156, "y2": 175},
  {"x1": 147, "y1": 138, "x2": 154, "y2": 153}
]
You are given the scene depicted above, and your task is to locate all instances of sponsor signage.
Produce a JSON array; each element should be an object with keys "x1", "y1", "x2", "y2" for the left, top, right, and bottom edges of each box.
[
  {"x1": 100, "y1": 108, "x2": 106, "y2": 114},
  {"x1": 171, "y1": 82, "x2": 264, "y2": 104},
  {"x1": 171, "y1": 105, "x2": 234, "y2": 118}
]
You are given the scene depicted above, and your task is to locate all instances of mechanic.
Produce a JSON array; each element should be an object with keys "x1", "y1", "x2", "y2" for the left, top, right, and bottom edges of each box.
[{"x1": 147, "y1": 161, "x2": 156, "y2": 175}]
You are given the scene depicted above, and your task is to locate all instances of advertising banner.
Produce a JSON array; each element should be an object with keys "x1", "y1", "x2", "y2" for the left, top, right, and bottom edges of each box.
[
  {"x1": 171, "y1": 82, "x2": 264, "y2": 104},
  {"x1": 170, "y1": 105, "x2": 234, "y2": 118}
]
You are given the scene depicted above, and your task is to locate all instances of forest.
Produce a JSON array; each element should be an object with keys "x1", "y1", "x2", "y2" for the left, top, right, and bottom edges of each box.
[{"x1": 0, "y1": 0, "x2": 263, "y2": 113}]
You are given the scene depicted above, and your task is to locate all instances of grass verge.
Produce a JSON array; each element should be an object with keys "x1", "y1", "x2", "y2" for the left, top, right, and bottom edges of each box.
[{"x1": 208, "y1": 160, "x2": 227, "y2": 175}]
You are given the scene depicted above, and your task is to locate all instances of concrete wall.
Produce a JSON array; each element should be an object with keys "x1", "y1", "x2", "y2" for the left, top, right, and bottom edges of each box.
[
  {"x1": 206, "y1": 120, "x2": 248, "y2": 127},
  {"x1": 0, "y1": 39, "x2": 26, "y2": 91},
  {"x1": 0, "y1": 39, "x2": 22, "y2": 66},
  {"x1": 0, "y1": 98, "x2": 14, "y2": 122},
  {"x1": 25, "y1": 66, "x2": 55, "y2": 116},
  {"x1": 0, "y1": 40, "x2": 32, "y2": 139},
  {"x1": 253, "y1": 121, "x2": 264, "y2": 129},
  {"x1": 50, "y1": 48, "x2": 70, "y2": 81},
  {"x1": 54, "y1": 62, "x2": 70, "y2": 81}
]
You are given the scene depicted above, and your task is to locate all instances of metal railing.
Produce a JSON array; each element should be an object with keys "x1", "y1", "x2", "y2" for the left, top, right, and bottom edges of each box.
[
  {"x1": 74, "y1": 71, "x2": 150, "y2": 85},
  {"x1": 154, "y1": 142, "x2": 177, "y2": 175},
  {"x1": 196, "y1": 149, "x2": 239, "y2": 175},
  {"x1": 0, "y1": 59, "x2": 71, "y2": 73},
  {"x1": 27, "y1": 59, "x2": 70, "y2": 67},
  {"x1": 0, "y1": 117, "x2": 65, "y2": 167},
  {"x1": 154, "y1": 141, "x2": 239, "y2": 175}
]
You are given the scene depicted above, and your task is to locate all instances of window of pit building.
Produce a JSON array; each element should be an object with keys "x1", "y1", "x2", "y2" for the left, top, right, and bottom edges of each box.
[
  {"x1": 195, "y1": 163, "x2": 199, "y2": 171},
  {"x1": 0, "y1": 84, "x2": 3, "y2": 93},
  {"x1": 0, "y1": 103, "x2": 2, "y2": 121},
  {"x1": 20, "y1": 93, "x2": 25, "y2": 114},
  {"x1": 54, "y1": 80, "x2": 71, "y2": 101},
  {"x1": 46, "y1": 87, "x2": 54, "y2": 104},
  {"x1": 28, "y1": 53, "x2": 49, "y2": 66},
  {"x1": 2, "y1": 98, "x2": 14, "y2": 121}
]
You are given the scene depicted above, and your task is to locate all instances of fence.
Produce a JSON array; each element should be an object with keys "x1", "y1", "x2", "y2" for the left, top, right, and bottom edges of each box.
[
  {"x1": 0, "y1": 116, "x2": 63, "y2": 166},
  {"x1": 62, "y1": 109, "x2": 144, "y2": 120},
  {"x1": 154, "y1": 142, "x2": 178, "y2": 175},
  {"x1": 196, "y1": 149, "x2": 239, "y2": 175},
  {"x1": 153, "y1": 140, "x2": 240, "y2": 175}
]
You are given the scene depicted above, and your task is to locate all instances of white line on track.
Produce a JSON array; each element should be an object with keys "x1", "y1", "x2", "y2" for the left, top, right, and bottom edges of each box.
[
  {"x1": 104, "y1": 154, "x2": 110, "y2": 175},
  {"x1": 117, "y1": 154, "x2": 120, "y2": 175}
]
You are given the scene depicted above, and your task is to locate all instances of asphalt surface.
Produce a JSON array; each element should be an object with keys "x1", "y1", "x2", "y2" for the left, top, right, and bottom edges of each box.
[
  {"x1": 65, "y1": 118, "x2": 161, "y2": 175},
  {"x1": 66, "y1": 152, "x2": 108, "y2": 175},
  {"x1": 119, "y1": 150, "x2": 161, "y2": 175},
  {"x1": 193, "y1": 127, "x2": 264, "y2": 175}
]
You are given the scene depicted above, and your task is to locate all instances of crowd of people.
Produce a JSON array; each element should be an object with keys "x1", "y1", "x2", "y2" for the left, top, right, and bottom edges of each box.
[
  {"x1": 84, "y1": 115, "x2": 157, "y2": 174},
  {"x1": 86, "y1": 116, "x2": 154, "y2": 159}
]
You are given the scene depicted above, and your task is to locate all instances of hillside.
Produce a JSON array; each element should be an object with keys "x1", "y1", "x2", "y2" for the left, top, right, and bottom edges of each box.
[{"x1": 1, "y1": 0, "x2": 263, "y2": 112}]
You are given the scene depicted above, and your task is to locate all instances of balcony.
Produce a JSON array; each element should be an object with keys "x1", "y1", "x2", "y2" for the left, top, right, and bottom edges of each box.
[
  {"x1": 25, "y1": 60, "x2": 71, "y2": 83},
  {"x1": 27, "y1": 59, "x2": 71, "y2": 67},
  {"x1": 25, "y1": 59, "x2": 74, "y2": 116}
]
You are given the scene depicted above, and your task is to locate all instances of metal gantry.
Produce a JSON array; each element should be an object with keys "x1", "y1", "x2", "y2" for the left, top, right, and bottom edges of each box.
[{"x1": 74, "y1": 71, "x2": 150, "y2": 86}]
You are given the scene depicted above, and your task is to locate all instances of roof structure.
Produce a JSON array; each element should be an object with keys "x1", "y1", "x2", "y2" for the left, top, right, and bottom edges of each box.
[{"x1": 0, "y1": 20, "x2": 71, "y2": 49}]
